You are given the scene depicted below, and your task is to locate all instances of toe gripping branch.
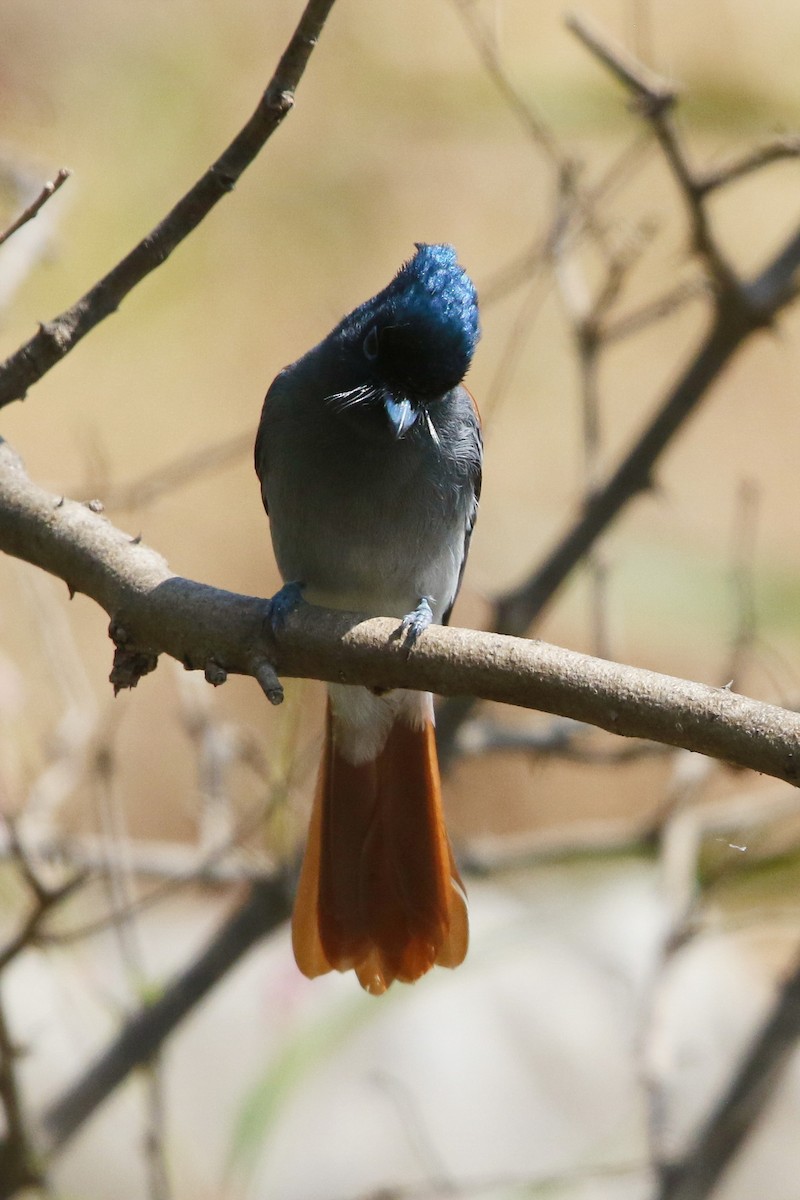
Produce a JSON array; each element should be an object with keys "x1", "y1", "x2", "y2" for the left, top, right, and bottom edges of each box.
[
  {"x1": 253, "y1": 581, "x2": 307, "y2": 706},
  {"x1": 399, "y1": 596, "x2": 434, "y2": 647},
  {"x1": 268, "y1": 581, "x2": 306, "y2": 633}
]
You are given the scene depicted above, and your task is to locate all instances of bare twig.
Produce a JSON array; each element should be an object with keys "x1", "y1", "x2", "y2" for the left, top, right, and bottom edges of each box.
[
  {"x1": 0, "y1": 158, "x2": 72, "y2": 330},
  {"x1": 492, "y1": 292, "x2": 776, "y2": 642},
  {"x1": 552, "y1": 200, "x2": 659, "y2": 656},
  {"x1": 567, "y1": 10, "x2": 675, "y2": 106},
  {"x1": 462, "y1": 817, "x2": 658, "y2": 875},
  {"x1": 90, "y1": 737, "x2": 148, "y2": 997},
  {"x1": 88, "y1": 744, "x2": 174, "y2": 1198},
  {"x1": 31, "y1": 783, "x2": 277, "y2": 946},
  {"x1": 0, "y1": 0, "x2": 338, "y2": 409},
  {"x1": 480, "y1": 130, "x2": 655, "y2": 309},
  {"x1": 567, "y1": 12, "x2": 744, "y2": 297},
  {"x1": 450, "y1": 0, "x2": 565, "y2": 169},
  {"x1": 696, "y1": 135, "x2": 800, "y2": 197},
  {"x1": 0, "y1": 828, "x2": 268, "y2": 886},
  {"x1": 602, "y1": 277, "x2": 707, "y2": 343},
  {"x1": 0, "y1": 168, "x2": 70, "y2": 249},
  {"x1": 176, "y1": 669, "x2": 243, "y2": 854},
  {"x1": 482, "y1": 274, "x2": 549, "y2": 421},
  {"x1": 0, "y1": 819, "x2": 87, "y2": 972},
  {"x1": 0, "y1": 876, "x2": 87, "y2": 972},
  {"x1": 456, "y1": 715, "x2": 670, "y2": 765},
  {"x1": 15, "y1": 565, "x2": 105, "y2": 844}
]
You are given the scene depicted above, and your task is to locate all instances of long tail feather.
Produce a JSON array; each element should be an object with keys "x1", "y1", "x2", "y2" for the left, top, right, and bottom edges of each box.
[
  {"x1": 290, "y1": 748, "x2": 332, "y2": 980},
  {"x1": 291, "y1": 700, "x2": 468, "y2": 994}
]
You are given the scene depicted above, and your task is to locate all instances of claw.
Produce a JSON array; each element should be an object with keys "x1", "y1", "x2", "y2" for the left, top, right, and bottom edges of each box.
[{"x1": 399, "y1": 596, "x2": 434, "y2": 646}]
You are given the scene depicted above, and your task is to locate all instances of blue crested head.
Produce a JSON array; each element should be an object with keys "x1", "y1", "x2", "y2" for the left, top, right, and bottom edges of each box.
[{"x1": 332, "y1": 243, "x2": 480, "y2": 405}]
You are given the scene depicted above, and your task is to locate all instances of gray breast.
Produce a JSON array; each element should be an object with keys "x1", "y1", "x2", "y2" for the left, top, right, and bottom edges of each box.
[{"x1": 258, "y1": 375, "x2": 478, "y2": 620}]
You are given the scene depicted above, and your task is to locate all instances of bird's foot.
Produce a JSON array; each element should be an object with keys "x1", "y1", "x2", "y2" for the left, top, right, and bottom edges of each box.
[
  {"x1": 399, "y1": 596, "x2": 433, "y2": 647},
  {"x1": 266, "y1": 581, "x2": 305, "y2": 634}
]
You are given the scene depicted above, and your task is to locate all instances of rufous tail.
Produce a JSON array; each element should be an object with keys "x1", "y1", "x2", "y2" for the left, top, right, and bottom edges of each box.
[{"x1": 291, "y1": 701, "x2": 468, "y2": 995}]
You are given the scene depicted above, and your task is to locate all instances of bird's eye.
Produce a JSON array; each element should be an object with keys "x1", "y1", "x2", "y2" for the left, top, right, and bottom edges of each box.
[{"x1": 363, "y1": 326, "x2": 379, "y2": 362}]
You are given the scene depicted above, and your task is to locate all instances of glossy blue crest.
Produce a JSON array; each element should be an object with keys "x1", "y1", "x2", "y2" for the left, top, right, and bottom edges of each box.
[{"x1": 333, "y1": 243, "x2": 480, "y2": 401}]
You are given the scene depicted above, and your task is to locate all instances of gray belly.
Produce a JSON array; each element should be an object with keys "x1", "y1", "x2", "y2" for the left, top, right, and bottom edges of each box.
[{"x1": 269, "y1": 474, "x2": 466, "y2": 621}]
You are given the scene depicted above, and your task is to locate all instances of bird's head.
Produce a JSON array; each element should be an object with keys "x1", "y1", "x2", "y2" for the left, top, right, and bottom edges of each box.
[{"x1": 330, "y1": 243, "x2": 480, "y2": 437}]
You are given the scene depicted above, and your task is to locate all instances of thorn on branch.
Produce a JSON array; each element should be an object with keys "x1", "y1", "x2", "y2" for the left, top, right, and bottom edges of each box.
[
  {"x1": 565, "y1": 11, "x2": 678, "y2": 112},
  {"x1": 37, "y1": 318, "x2": 72, "y2": 352},
  {"x1": 211, "y1": 168, "x2": 237, "y2": 193}
]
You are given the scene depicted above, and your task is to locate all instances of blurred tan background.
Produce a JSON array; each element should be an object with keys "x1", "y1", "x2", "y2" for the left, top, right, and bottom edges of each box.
[{"x1": 2, "y1": 1, "x2": 800, "y2": 1197}]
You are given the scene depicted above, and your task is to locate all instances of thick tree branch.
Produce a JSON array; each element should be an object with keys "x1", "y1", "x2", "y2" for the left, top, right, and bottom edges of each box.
[
  {"x1": 2, "y1": 440, "x2": 799, "y2": 788},
  {"x1": 0, "y1": 0, "x2": 337, "y2": 409}
]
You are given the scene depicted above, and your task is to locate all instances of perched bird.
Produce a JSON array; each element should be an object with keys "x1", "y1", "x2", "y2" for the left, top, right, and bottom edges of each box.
[{"x1": 255, "y1": 243, "x2": 482, "y2": 994}]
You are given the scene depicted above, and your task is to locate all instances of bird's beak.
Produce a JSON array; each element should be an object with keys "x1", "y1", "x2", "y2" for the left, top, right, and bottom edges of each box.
[{"x1": 384, "y1": 396, "x2": 416, "y2": 439}]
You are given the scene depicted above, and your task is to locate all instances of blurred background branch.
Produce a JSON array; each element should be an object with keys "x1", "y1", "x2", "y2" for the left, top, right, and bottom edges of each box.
[
  {"x1": 0, "y1": 167, "x2": 70, "y2": 251},
  {"x1": 437, "y1": 9, "x2": 800, "y2": 764},
  {"x1": 34, "y1": 877, "x2": 292, "y2": 1175},
  {"x1": 657, "y1": 950, "x2": 800, "y2": 1200}
]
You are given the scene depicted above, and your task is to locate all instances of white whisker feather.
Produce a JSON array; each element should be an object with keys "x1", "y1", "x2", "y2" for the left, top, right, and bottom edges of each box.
[
  {"x1": 425, "y1": 410, "x2": 441, "y2": 447},
  {"x1": 324, "y1": 381, "x2": 382, "y2": 414}
]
